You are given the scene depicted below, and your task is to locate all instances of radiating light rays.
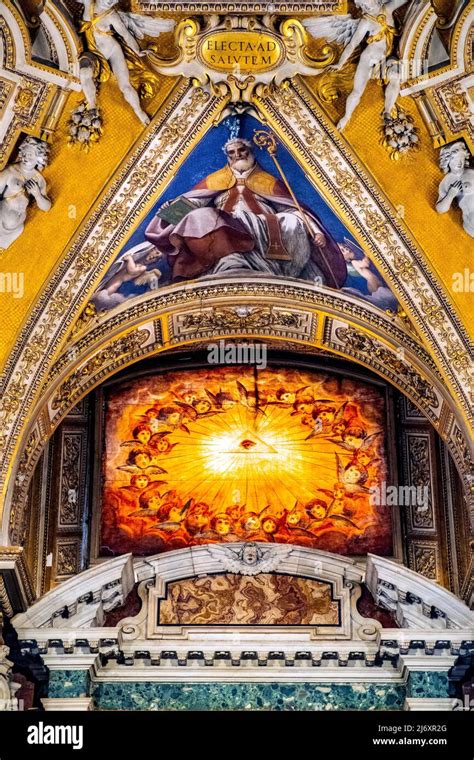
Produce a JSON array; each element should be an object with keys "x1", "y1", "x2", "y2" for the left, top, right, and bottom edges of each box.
[
  {"x1": 139, "y1": 400, "x2": 343, "y2": 512},
  {"x1": 101, "y1": 366, "x2": 391, "y2": 557}
]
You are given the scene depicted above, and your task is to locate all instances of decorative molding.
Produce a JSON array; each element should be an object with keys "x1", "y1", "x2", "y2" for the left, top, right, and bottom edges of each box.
[
  {"x1": 366, "y1": 554, "x2": 473, "y2": 629},
  {"x1": 10, "y1": 547, "x2": 473, "y2": 691},
  {"x1": 402, "y1": 431, "x2": 436, "y2": 533},
  {"x1": 170, "y1": 304, "x2": 315, "y2": 343},
  {"x1": 55, "y1": 540, "x2": 81, "y2": 579},
  {"x1": 58, "y1": 431, "x2": 85, "y2": 528},
  {"x1": 137, "y1": 1, "x2": 344, "y2": 9},
  {"x1": 0, "y1": 577, "x2": 13, "y2": 618},
  {"x1": 0, "y1": 1, "x2": 79, "y2": 167},
  {"x1": 326, "y1": 321, "x2": 442, "y2": 421},
  {"x1": 49, "y1": 326, "x2": 156, "y2": 424},
  {"x1": 41, "y1": 697, "x2": 93, "y2": 711},
  {"x1": 0, "y1": 546, "x2": 35, "y2": 614},
  {"x1": 409, "y1": 541, "x2": 439, "y2": 582},
  {"x1": 404, "y1": 697, "x2": 460, "y2": 711},
  {"x1": 400, "y1": 5, "x2": 474, "y2": 151},
  {"x1": 12, "y1": 554, "x2": 135, "y2": 630}
]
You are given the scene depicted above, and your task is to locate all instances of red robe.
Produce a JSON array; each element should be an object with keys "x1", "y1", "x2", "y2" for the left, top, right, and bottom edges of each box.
[{"x1": 145, "y1": 162, "x2": 347, "y2": 287}]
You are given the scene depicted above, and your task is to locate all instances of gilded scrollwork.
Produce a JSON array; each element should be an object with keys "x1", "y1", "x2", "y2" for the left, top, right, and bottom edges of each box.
[
  {"x1": 51, "y1": 328, "x2": 153, "y2": 418},
  {"x1": 331, "y1": 324, "x2": 440, "y2": 410},
  {"x1": 59, "y1": 433, "x2": 83, "y2": 526},
  {"x1": 56, "y1": 541, "x2": 80, "y2": 577},
  {"x1": 0, "y1": 3, "x2": 77, "y2": 169},
  {"x1": 171, "y1": 305, "x2": 312, "y2": 342},
  {"x1": 405, "y1": 433, "x2": 435, "y2": 531},
  {"x1": 409, "y1": 542, "x2": 439, "y2": 581},
  {"x1": 148, "y1": 14, "x2": 336, "y2": 109}
]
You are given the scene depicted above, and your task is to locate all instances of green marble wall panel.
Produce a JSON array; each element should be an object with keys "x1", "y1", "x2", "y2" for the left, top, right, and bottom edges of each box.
[
  {"x1": 91, "y1": 681, "x2": 406, "y2": 711},
  {"x1": 46, "y1": 670, "x2": 450, "y2": 708},
  {"x1": 48, "y1": 669, "x2": 91, "y2": 698},
  {"x1": 406, "y1": 671, "x2": 450, "y2": 699}
]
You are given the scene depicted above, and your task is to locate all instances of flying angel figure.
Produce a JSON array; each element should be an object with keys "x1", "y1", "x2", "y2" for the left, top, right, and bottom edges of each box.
[
  {"x1": 328, "y1": 430, "x2": 382, "y2": 453},
  {"x1": 118, "y1": 464, "x2": 167, "y2": 475},
  {"x1": 236, "y1": 381, "x2": 266, "y2": 416},
  {"x1": 205, "y1": 389, "x2": 238, "y2": 410},
  {"x1": 77, "y1": 0, "x2": 175, "y2": 124},
  {"x1": 335, "y1": 454, "x2": 372, "y2": 493},
  {"x1": 175, "y1": 401, "x2": 222, "y2": 422},
  {"x1": 305, "y1": 399, "x2": 346, "y2": 440},
  {"x1": 303, "y1": 0, "x2": 412, "y2": 130}
]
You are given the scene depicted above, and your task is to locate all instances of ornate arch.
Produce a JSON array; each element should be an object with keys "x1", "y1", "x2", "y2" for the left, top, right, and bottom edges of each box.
[
  {"x1": 33, "y1": 0, "x2": 82, "y2": 75},
  {"x1": 0, "y1": 77, "x2": 472, "y2": 545},
  {"x1": 5, "y1": 278, "x2": 473, "y2": 546}
]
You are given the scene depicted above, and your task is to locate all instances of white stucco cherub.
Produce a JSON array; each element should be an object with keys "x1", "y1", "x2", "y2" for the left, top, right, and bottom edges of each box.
[
  {"x1": 0, "y1": 137, "x2": 51, "y2": 251},
  {"x1": 77, "y1": 0, "x2": 175, "y2": 124},
  {"x1": 304, "y1": 0, "x2": 412, "y2": 130},
  {"x1": 436, "y1": 142, "x2": 474, "y2": 238},
  {"x1": 206, "y1": 542, "x2": 294, "y2": 575}
]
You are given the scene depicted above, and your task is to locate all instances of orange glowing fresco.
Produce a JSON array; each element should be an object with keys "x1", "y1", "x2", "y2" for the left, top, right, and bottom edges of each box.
[{"x1": 99, "y1": 367, "x2": 392, "y2": 556}]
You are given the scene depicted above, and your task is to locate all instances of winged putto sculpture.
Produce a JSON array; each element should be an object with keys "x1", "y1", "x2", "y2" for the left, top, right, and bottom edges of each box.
[
  {"x1": 76, "y1": 0, "x2": 175, "y2": 124},
  {"x1": 303, "y1": 0, "x2": 414, "y2": 130}
]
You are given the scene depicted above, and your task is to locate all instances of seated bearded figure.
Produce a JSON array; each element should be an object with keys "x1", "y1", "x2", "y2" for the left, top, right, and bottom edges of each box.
[{"x1": 91, "y1": 137, "x2": 347, "y2": 311}]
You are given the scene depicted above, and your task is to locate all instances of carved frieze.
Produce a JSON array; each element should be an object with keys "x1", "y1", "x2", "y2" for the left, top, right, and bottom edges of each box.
[
  {"x1": 58, "y1": 432, "x2": 84, "y2": 528},
  {"x1": 49, "y1": 327, "x2": 155, "y2": 422},
  {"x1": 400, "y1": 396, "x2": 425, "y2": 421},
  {"x1": 409, "y1": 542, "x2": 439, "y2": 582},
  {"x1": 56, "y1": 540, "x2": 80, "y2": 578},
  {"x1": 326, "y1": 320, "x2": 441, "y2": 417},
  {"x1": 403, "y1": 432, "x2": 436, "y2": 532},
  {"x1": 170, "y1": 305, "x2": 315, "y2": 342}
]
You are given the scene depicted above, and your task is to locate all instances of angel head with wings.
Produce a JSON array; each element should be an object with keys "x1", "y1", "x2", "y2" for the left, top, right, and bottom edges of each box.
[{"x1": 206, "y1": 542, "x2": 294, "y2": 575}]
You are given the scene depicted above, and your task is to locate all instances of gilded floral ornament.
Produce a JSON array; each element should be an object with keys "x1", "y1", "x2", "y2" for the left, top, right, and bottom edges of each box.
[
  {"x1": 381, "y1": 109, "x2": 419, "y2": 160},
  {"x1": 51, "y1": 329, "x2": 152, "y2": 418},
  {"x1": 71, "y1": 303, "x2": 98, "y2": 338},
  {"x1": 68, "y1": 102, "x2": 103, "y2": 152}
]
